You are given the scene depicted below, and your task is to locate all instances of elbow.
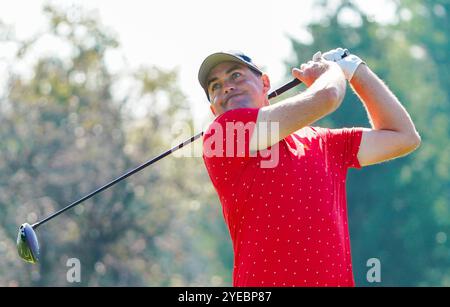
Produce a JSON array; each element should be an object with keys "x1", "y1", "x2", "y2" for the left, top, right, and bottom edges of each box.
[
  {"x1": 405, "y1": 131, "x2": 421, "y2": 152},
  {"x1": 322, "y1": 86, "x2": 345, "y2": 112},
  {"x1": 411, "y1": 131, "x2": 421, "y2": 150}
]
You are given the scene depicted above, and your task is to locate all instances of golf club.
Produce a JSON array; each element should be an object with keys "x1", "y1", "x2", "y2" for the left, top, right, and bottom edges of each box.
[{"x1": 17, "y1": 78, "x2": 302, "y2": 264}]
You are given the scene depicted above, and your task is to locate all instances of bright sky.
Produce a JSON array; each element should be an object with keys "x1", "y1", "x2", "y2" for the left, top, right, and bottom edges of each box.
[{"x1": 0, "y1": 0, "x2": 396, "y2": 127}]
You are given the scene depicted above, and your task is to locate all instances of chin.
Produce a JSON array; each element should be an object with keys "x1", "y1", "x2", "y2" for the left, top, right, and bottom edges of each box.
[
  {"x1": 227, "y1": 99, "x2": 252, "y2": 110},
  {"x1": 225, "y1": 105, "x2": 246, "y2": 113}
]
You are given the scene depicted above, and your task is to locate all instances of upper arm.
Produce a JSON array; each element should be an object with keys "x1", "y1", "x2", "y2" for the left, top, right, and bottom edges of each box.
[{"x1": 357, "y1": 128, "x2": 421, "y2": 167}]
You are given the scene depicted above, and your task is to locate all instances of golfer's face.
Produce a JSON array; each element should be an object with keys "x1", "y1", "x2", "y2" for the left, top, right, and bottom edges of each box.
[{"x1": 207, "y1": 62, "x2": 267, "y2": 116}]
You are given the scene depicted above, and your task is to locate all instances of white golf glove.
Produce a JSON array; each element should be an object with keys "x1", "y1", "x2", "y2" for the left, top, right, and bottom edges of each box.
[{"x1": 319, "y1": 48, "x2": 365, "y2": 81}]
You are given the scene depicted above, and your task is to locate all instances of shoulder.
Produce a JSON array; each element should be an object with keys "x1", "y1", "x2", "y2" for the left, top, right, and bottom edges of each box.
[
  {"x1": 292, "y1": 126, "x2": 325, "y2": 140},
  {"x1": 307, "y1": 126, "x2": 363, "y2": 140},
  {"x1": 217, "y1": 108, "x2": 259, "y2": 123},
  {"x1": 203, "y1": 108, "x2": 260, "y2": 139}
]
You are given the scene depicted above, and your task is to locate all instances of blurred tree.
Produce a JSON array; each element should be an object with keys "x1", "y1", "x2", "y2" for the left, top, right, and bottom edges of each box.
[
  {"x1": 0, "y1": 4, "x2": 231, "y2": 286},
  {"x1": 394, "y1": 0, "x2": 450, "y2": 286},
  {"x1": 0, "y1": 4, "x2": 139, "y2": 286},
  {"x1": 286, "y1": 0, "x2": 450, "y2": 286}
]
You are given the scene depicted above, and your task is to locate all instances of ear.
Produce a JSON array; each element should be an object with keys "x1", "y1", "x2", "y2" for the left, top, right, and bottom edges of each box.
[
  {"x1": 261, "y1": 73, "x2": 271, "y2": 95},
  {"x1": 210, "y1": 104, "x2": 216, "y2": 116}
]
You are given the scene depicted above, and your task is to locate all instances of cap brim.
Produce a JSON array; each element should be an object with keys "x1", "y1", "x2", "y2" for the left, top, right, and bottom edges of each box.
[{"x1": 198, "y1": 52, "x2": 262, "y2": 96}]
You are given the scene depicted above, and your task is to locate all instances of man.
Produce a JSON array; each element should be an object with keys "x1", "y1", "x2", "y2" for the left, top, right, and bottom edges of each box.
[{"x1": 198, "y1": 49, "x2": 421, "y2": 287}]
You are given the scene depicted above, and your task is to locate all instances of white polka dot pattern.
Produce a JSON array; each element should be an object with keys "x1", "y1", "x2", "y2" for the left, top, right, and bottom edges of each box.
[{"x1": 202, "y1": 108, "x2": 363, "y2": 287}]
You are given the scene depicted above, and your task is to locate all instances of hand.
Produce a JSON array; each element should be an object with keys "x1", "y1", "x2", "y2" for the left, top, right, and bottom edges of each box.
[
  {"x1": 291, "y1": 56, "x2": 339, "y2": 87},
  {"x1": 322, "y1": 47, "x2": 364, "y2": 81}
]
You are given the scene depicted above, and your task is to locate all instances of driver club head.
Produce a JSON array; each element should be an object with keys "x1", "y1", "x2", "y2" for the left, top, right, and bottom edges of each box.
[{"x1": 17, "y1": 223, "x2": 40, "y2": 264}]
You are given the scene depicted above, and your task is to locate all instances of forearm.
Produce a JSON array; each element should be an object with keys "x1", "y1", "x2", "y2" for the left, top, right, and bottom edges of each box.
[
  {"x1": 259, "y1": 63, "x2": 346, "y2": 140},
  {"x1": 350, "y1": 64, "x2": 419, "y2": 137}
]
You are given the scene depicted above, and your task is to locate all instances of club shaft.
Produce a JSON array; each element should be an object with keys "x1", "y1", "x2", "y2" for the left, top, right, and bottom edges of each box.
[
  {"x1": 268, "y1": 79, "x2": 301, "y2": 99},
  {"x1": 32, "y1": 132, "x2": 204, "y2": 229},
  {"x1": 32, "y1": 78, "x2": 302, "y2": 229}
]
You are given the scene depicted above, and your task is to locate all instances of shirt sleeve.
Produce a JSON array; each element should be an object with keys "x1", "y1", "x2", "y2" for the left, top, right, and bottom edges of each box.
[
  {"x1": 202, "y1": 108, "x2": 260, "y2": 190},
  {"x1": 314, "y1": 127, "x2": 364, "y2": 170}
]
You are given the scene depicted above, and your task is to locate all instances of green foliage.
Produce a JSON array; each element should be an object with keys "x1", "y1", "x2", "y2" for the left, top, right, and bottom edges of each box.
[
  {"x1": 0, "y1": 4, "x2": 229, "y2": 286},
  {"x1": 287, "y1": 0, "x2": 450, "y2": 286}
]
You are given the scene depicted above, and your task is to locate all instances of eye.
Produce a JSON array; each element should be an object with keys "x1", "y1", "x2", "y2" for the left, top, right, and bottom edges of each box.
[
  {"x1": 231, "y1": 71, "x2": 241, "y2": 79},
  {"x1": 211, "y1": 83, "x2": 221, "y2": 92}
]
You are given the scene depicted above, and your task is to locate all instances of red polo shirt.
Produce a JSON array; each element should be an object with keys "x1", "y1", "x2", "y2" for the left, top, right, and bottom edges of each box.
[{"x1": 202, "y1": 108, "x2": 363, "y2": 287}]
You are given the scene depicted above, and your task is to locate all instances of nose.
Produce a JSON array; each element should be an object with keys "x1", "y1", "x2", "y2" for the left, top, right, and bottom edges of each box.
[{"x1": 223, "y1": 80, "x2": 235, "y2": 94}]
